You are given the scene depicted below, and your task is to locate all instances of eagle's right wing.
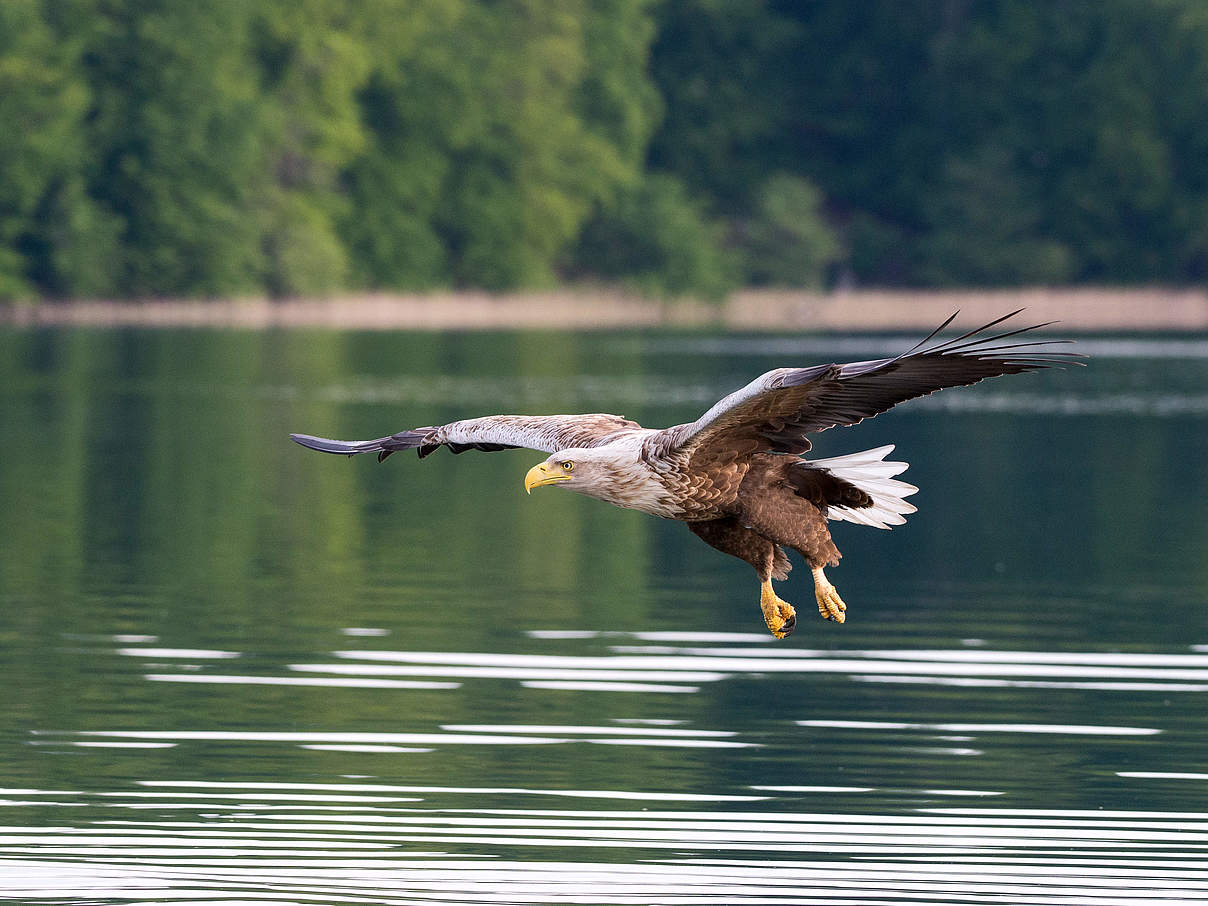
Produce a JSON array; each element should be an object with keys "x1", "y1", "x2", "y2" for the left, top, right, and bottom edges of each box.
[{"x1": 644, "y1": 311, "x2": 1080, "y2": 467}]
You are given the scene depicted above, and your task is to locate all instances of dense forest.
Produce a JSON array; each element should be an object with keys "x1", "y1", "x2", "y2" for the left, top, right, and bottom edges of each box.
[{"x1": 3, "y1": 0, "x2": 1207, "y2": 302}]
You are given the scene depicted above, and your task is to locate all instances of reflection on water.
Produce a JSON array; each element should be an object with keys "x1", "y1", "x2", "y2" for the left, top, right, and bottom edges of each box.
[
  {"x1": 9, "y1": 630, "x2": 1208, "y2": 902},
  {"x1": 2, "y1": 326, "x2": 1208, "y2": 903},
  {"x1": 6, "y1": 756, "x2": 1208, "y2": 901},
  {"x1": 10, "y1": 786, "x2": 1207, "y2": 904}
]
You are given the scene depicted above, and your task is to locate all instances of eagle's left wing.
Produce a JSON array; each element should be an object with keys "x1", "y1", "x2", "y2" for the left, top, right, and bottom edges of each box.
[
  {"x1": 644, "y1": 311, "x2": 1080, "y2": 466},
  {"x1": 292, "y1": 413, "x2": 642, "y2": 463}
]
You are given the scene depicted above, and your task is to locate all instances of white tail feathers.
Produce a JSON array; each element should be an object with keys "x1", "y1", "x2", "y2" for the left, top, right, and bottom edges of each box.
[{"x1": 806, "y1": 444, "x2": 919, "y2": 530}]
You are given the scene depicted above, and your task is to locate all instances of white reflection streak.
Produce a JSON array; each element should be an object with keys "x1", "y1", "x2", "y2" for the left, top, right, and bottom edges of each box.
[
  {"x1": 1119, "y1": 772, "x2": 1208, "y2": 781},
  {"x1": 521, "y1": 680, "x2": 699, "y2": 692},
  {"x1": 23, "y1": 744, "x2": 178, "y2": 753},
  {"x1": 115, "y1": 648, "x2": 240, "y2": 659},
  {"x1": 334, "y1": 649, "x2": 736, "y2": 667},
  {"x1": 527, "y1": 631, "x2": 776, "y2": 643},
  {"x1": 71, "y1": 731, "x2": 568, "y2": 745},
  {"x1": 853, "y1": 675, "x2": 1208, "y2": 691},
  {"x1": 588, "y1": 739, "x2": 756, "y2": 748},
  {"x1": 752, "y1": 786, "x2": 876, "y2": 793},
  {"x1": 301, "y1": 745, "x2": 433, "y2": 753},
  {"x1": 860, "y1": 650, "x2": 1208, "y2": 667},
  {"x1": 96, "y1": 791, "x2": 423, "y2": 803},
  {"x1": 65, "y1": 730, "x2": 745, "y2": 751},
  {"x1": 291, "y1": 663, "x2": 727, "y2": 682},
  {"x1": 441, "y1": 725, "x2": 736, "y2": 737},
  {"x1": 798, "y1": 720, "x2": 1159, "y2": 736},
  {"x1": 751, "y1": 786, "x2": 1002, "y2": 797},
  {"x1": 330, "y1": 647, "x2": 1208, "y2": 681},
  {"x1": 141, "y1": 781, "x2": 768, "y2": 802},
  {"x1": 924, "y1": 808, "x2": 1208, "y2": 820},
  {"x1": 0, "y1": 833, "x2": 391, "y2": 848},
  {"x1": 145, "y1": 674, "x2": 459, "y2": 689}
]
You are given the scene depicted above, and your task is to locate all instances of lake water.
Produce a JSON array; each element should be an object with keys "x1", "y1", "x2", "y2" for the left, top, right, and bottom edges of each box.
[{"x1": 2, "y1": 325, "x2": 1207, "y2": 904}]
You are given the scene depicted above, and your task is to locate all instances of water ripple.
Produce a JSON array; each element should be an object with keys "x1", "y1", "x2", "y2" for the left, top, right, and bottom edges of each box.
[
  {"x1": 280, "y1": 644, "x2": 1208, "y2": 694},
  {"x1": 4, "y1": 781, "x2": 1208, "y2": 903}
]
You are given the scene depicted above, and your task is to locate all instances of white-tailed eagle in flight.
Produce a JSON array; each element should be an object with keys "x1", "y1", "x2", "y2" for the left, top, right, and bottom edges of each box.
[{"x1": 292, "y1": 311, "x2": 1078, "y2": 638}]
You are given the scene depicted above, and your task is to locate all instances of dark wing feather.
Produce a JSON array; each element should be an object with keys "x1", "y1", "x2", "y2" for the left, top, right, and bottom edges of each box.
[
  {"x1": 645, "y1": 310, "x2": 1082, "y2": 465},
  {"x1": 291, "y1": 413, "x2": 643, "y2": 463}
]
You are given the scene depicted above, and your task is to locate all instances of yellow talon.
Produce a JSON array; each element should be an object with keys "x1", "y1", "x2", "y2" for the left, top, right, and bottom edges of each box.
[
  {"x1": 760, "y1": 580, "x2": 797, "y2": 639},
  {"x1": 812, "y1": 567, "x2": 847, "y2": 623}
]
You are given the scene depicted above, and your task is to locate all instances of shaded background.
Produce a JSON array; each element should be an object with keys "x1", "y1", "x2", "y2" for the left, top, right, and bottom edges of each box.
[{"x1": 3, "y1": 0, "x2": 1208, "y2": 302}]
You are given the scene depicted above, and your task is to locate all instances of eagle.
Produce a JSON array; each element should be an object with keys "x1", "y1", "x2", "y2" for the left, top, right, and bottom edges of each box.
[{"x1": 291, "y1": 311, "x2": 1077, "y2": 639}]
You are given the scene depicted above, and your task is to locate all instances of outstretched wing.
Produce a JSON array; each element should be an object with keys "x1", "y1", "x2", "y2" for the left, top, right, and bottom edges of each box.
[
  {"x1": 292, "y1": 413, "x2": 642, "y2": 463},
  {"x1": 645, "y1": 310, "x2": 1082, "y2": 465}
]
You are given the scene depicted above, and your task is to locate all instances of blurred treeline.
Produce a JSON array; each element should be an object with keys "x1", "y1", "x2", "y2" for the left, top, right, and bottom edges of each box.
[{"x1": 3, "y1": 0, "x2": 1207, "y2": 302}]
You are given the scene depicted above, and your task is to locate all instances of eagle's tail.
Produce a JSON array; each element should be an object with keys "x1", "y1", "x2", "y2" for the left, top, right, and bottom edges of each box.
[{"x1": 802, "y1": 444, "x2": 919, "y2": 529}]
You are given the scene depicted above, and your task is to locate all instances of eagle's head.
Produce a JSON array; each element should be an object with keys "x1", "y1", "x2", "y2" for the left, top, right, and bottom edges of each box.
[
  {"x1": 523, "y1": 448, "x2": 607, "y2": 497},
  {"x1": 523, "y1": 444, "x2": 671, "y2": 515}
]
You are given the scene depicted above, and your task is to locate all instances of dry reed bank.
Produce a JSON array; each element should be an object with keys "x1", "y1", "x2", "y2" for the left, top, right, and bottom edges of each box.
[{"x1": 4, "y1": 288, "x2": 1208, "y2": 332}]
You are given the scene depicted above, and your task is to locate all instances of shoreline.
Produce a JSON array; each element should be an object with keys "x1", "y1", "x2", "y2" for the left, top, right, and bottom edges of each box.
[{"x1": 4, "y1": 287, "x2": 1208, "y2": 332}]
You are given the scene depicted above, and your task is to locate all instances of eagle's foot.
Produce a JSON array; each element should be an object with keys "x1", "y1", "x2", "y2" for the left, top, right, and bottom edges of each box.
[
  {"x1": 760, "y1": 580, "x2": 797, "y2": 639},
  {"x1": 812, "y1": 567, "x2": 847, "y2": 623}
]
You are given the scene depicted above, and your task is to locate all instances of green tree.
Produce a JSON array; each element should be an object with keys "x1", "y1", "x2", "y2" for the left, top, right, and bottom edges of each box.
[
  {"x1": 926, "y1": 0, "x2": 1208, "y2": 284},
  {"x1": 7, "y1": 0, "x2": 1208, "y2": 299},
  {"x1": 649, "y1": 0, "x2": 1208, "y2": 287},
  {"x1": 739, "y1": 173, "x2": 841, "y2": 288},
  {"x1": 436, "y1": 0, "x2": 639, "y2": 289},
  {"x1": 571, "y1": 173, "x2": 735, "y2": 298},
  {"x1": 639, "y1": 1, "x2": 845, "y2": 291},
  {"x1": 340, "y1": 0, "x2": 464, "y2": 290},
  {"x1": 646, "y1": 0, "x2": 800, "y2": 208},
  {"x1": 252, "y1": 0, "x2": 377, "y2": 295},
  {"x1": 79, "y1": 0, "x2": 268, "y2": 296},
  {"x1": 0, "y1": 0, "x2": 119, "y2": 299},
  {"x1": 914, "y1": 147, "x2": 1075, "y2": 285},
  {"x1": 345, "y1": 0, "x2": 658, "y2": 291}
]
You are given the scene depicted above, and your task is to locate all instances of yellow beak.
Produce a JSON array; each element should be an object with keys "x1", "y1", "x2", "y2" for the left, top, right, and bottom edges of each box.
[{"x1": 524, "y1": 462, "x2": 571, "y2": 494}]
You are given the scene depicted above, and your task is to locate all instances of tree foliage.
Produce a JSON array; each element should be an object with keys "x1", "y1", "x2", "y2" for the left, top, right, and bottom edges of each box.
[
  {"x1": 650, "y1": 0, "x2": 1208, "y2": 287},
  {"x1": 2, "y1": 0, "x2": 1207, "y2": 300}
]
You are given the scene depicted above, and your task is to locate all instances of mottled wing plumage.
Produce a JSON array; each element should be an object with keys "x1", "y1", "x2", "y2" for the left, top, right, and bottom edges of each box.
[
  {"x1": 292, "y1": 413, "x2": 642, "y2": 463},
  {"x1": 644, "y1": 310, "x2": 1079, "y2": 470}
]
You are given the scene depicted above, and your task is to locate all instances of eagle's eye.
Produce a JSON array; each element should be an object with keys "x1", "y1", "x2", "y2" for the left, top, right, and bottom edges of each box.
[{"x1": 561, "y1": 460, "x2": 574, "y2": 472}]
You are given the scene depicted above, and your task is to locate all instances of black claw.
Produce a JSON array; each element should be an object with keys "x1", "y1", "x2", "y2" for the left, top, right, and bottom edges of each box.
[{"x1": 781, "y1": 613, "x2": 796, "y2": 637}]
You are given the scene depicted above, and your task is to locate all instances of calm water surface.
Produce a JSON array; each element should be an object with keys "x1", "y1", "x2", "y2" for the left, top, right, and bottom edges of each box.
[{"x1": 2, "y1": 326, "x2": 1207, "y2": 904}]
